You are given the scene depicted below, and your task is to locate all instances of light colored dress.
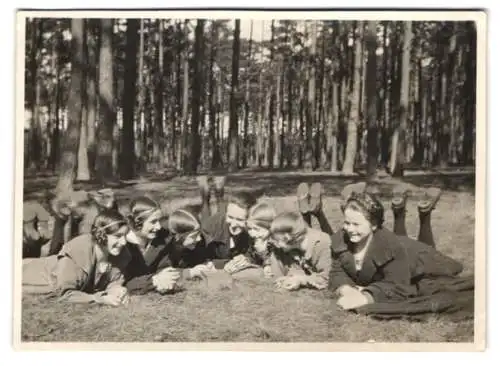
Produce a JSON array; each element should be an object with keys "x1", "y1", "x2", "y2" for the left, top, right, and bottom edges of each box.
[{"x1": 22, "y1": 234, "x2": 131, "y2": 303}]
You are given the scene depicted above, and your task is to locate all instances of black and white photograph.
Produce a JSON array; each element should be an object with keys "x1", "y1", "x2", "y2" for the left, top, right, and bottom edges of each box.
[{"x1": 13, "y1": 9, "x2": 486, "y2": 350}]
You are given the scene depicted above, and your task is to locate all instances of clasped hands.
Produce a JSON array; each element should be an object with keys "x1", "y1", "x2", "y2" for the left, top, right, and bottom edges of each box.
[
  {"x1": 335, "y1": 285, "x2": 374, "y2": 310},
  {"x1": 274, "y1": 274, "x2": 327, "y2": 291},
  {"x1": 152, "y1": 267, "x2": 182, "y2": 294},
  {"x1": 224, "y1": 254, "x2": 256, "y2": 274}
]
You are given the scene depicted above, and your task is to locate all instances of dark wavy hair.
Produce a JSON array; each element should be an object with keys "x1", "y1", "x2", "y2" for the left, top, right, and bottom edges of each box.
[
  {"x1": 342, "y1": 192, "x2": 385, "y2": 228},
  {"x1": 90, "y1": 209, "x2": 128, "y2": 247}
]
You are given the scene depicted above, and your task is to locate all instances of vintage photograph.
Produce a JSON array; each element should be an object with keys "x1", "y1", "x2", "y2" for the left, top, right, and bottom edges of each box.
[{"x1": 15, "y1": 9, "x2": 485, "y2": 349}]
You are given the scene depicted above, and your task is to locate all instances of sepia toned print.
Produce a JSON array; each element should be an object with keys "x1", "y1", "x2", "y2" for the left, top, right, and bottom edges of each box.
[{"x1": 13, "y1": 9, "x2": 486, "y2": 351}]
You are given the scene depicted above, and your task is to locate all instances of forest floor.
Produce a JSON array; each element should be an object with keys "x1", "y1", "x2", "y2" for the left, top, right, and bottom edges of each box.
[{"x1": 20, "y1": 170, "x2": 477, "y2": 343}]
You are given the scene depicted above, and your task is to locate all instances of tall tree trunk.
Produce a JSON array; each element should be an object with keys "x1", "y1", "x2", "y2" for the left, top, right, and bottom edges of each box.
[
  {"x1": 298, "y1": 67, "x2": 305, "y2": 168},
  {"x1": 55, "y1": 19, "x2": 84, "y2": 194},
  {"x1": 286, "y1": 43, "x2": 294, "y2": 167},
  {"x1": 267, "y1": 20, "x2": 276, "y2": 169},
  {"x1": 178, "y1": 21, "x2": 190, "y2": 172},
  {"x1": 50, "y1": 27, "x2": 61, "y2": 172},
  {"x1": 95, "y1": 19, "x2": 115, "y2": 182},
  {"x1": 389, "y1": 21, "x2": 412, "y2": 177},
  {"x1": 28, "y1": 19, "x2": 44, "y2": 171},
  {"x1": 342, "y1": 21, "x2": 362, "y2": 174},
  {"x1": 365, "y1": 21, "x2": 379, "y2": 177},
  {"x1": 319, "y1": 28, "x2": 328, "y2": 169},
  {"x1": 86, "y1": 20, "x2": 98, "y2": 177},
  {"x1": 241, "y1": 20, "x2": 253, "y2": 169},
  {"x1": 304, "y1": 21, "x2": 316, "y2": 171},
  {"x1": 228, "y1": 19, "x2": 241, "y2": 172},
  {"x1": 209, "y1": 21, "x2": 218, "y2": 169},
  {"x1": 120, "y1": 18, "x2": 139, "y2": 180},
  {"x1": 273, "y1": 58, "x2": 281, "y2": 168},
  {"x1": 330, "y1": 70, "x2": 339, "y2": 172},
  {"x1": 77, "y1": 20, "x2": 90, "y2": 181},
  {"x1": 187, "y1": 19, "x2": 205, "y2": 174},
  {"x1": 379, "y1": 22, "x2": 389, "y2": 166},
  {"x1": 152, "y1": 20, "x2": 164, "y2": 170},
  {"x1": 136, "y1": 20, "x2": 145, "y2": 171},
  {"x1": 257, "y1": 72, "x2": 264, "y2": 167}
]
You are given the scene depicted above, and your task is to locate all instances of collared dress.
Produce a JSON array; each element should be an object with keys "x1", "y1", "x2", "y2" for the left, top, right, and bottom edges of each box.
[{"x1": 22, "y1": 234, "x2": 131, "y2": 303}]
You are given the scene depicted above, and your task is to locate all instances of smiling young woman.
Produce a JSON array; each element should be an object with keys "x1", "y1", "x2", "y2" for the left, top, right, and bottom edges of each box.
[
  {"x1": 328, "y1": 191, "x2": 473, "y2": 320},
  {"x1": 22, "y1": 209, "x2": 131, "y2": 306}
]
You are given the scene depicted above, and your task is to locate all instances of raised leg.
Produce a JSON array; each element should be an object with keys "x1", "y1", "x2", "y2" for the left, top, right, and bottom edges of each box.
[
  {"x1": 196, "y1": 175, "x2": 212, "y2": 219},
  {"x1": 391, "y1": 185, "x2": 409, "y2": 237},
  {"x1": 213, "y1": 176, "x2": 227, "y2": 214},
  {"x1": 417, "y1": 187, "x2": 442, "y2": 248}
]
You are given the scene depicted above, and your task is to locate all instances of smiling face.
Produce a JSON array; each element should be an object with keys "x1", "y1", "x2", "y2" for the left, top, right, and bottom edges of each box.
[
  {"x1": 225, "y1": 203, "x2": 248, "y2": 236},
  {"x1": 106, "y1": 225, "x2": 129, "y2": 256},
  {"x1": 138, "y1": 209, "x2": 163, "y2": 240},
  {"x1": 342, "y1": 207, "x2": 375, "y2": 244}
]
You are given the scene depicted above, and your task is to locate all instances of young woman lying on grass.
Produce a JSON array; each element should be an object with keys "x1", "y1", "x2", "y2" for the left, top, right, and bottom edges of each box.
[
  {"x1": 266, "y1": 211, "x2": 332, "y2": 291},
  {"x1": 226, "y1": 201, "x2": 277, "y2": 279},
  {"x1": 22, "y1": 210, "x2": 131, "y2": 306},
  {"x1": 122, "y1": 196, "x2": 220, "y2": 295},
  {"x1": 196, "y1": 176, "x2": 263, "y2": 277},
  {"x1": 298, "y1": 182, "x2": 473, "y2": 319}
]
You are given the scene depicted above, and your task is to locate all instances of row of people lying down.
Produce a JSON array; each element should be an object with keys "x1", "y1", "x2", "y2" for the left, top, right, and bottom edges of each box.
[{"x1": 22, "y1": 178, "x2": 474, "y2": 319}]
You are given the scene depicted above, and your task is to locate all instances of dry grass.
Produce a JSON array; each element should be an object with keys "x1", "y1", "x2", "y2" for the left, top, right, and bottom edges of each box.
[{"x1": 21, "y1": 172, "x2": 476, "y2": 343}]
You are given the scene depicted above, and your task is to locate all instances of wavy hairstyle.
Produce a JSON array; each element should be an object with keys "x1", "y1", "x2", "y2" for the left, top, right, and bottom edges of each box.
[
  {"x1": 269, "y1": 211, "x2": 308, "y2": 247},
  {"x1": 127, "y1": 196, "x2": 162, "y2": 231},
  {"x1": 342, "y1": 192, "x2": 385, "y2": 228},
  {"x1": 90, "y1": 209, "x2": 128, "y2": 247},
  {"x1": 167, "y1": 208, "x2": 201, "y2": 236}
]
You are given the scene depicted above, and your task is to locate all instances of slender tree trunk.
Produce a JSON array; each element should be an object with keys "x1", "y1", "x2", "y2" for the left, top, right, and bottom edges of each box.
[
  {"x1": 228, "y1": 19, "x2": 241, "y2": 172},
  {"x1": 55, "y1": 19, "x2": 84, "y2": 194},
  {"x1": 209, "y1": 21, "x2": 218, "y2": 169},
  {"x1": 242, "y1": 20, "x2": 253, "y2": 169},
  {"x1": 178, "y1": 21, "x2": 190, "y2": 172},
  {"x1": 304, "y1": 21, "x2": 316, "y2": 171},
  {"x1": 257, "y1": 72, "x2": 264, "y2": 167},
  {"x1": 120, "y1": 19, "x2": 139, "y2": 179},
  {"x1": 342, "y1": 21, "x2": 362, "y2": 174},
  {"x1": 286, "y1": 50, "x2": 294, "y2": 168},
  {"x1": 187, "y1": 19, "x2": 205, "y2": 174},
  {"x1": 95, "y1": 19, "x2": 115, "y2": 182},
  {"x1": 152, "y1": 20, "x2": 164, "y2": 170},
  {"x1": 366, "y1": 21, "x2": 379, "y2": 177},
  {"x1": 86, "y1": 20, "x2": 98, "y2": 177},
  {"x1": 77, "y1": 20, "x2": 90, "y2": 181},
  {"x1": 273, "y1": 58, "x2": 281, "y2": 168},
  {"x1": 389, "y1": 21, "x2": 412, "y2": 177},
  {"x1": 49, "y1": 28, "x2": 61, "y2": 172},
  {"x1": 28, "y1": 19, "x2": 44, "y2": 171},
  {"x1": 135, "y1": 20, "x2": 145, "y2": 171},
  {"x1": 331, "y1": 71, "x2": 339, "y2": 172},
  {"x1": 378, "y1": 22, "x2": 388, "y2": 166},
  {"x1": 298, "y1": 67, "x2": 305, "y2": 168},
  {"x1": 267, "y1": 20, "x2": 276, "y2": 169}
]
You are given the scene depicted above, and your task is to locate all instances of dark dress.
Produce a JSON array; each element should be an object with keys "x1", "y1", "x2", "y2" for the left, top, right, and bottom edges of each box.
[
  {"x1": 123, "y1": 228, "x2": 216, "y2": 294},
  {"x1": 200, "y1": 206, "x2": 254, "y2": 269},
  {"x1": 329, "y1": 228, "x2": 474, "y2": 321}
]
